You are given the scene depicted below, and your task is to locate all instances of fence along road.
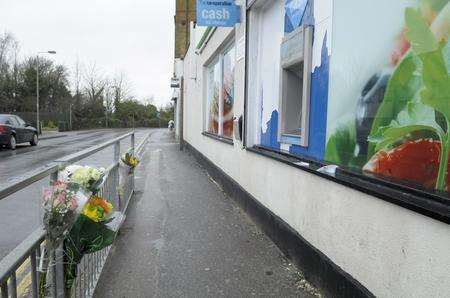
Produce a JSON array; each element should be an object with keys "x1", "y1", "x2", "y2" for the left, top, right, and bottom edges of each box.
[
  {"x1": 0, "y1": 129, "x2": 148, "y2": 187},
  {"x1": 0, "y1": 129, "x2": 151, "y2": 261},
  {"x1": 0, "y1": 130, "x2": 151, "y2": 297}
]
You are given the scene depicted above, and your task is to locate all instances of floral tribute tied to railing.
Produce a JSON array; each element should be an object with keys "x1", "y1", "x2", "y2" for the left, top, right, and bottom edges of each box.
[
  {"x1": 118, "y1": 150, "x2": 140, "y2": 205},
  {"x1": 40, "y1": 165, "x2": 119, "y2": 296},
  {"x1": 121, "y1": 149, "x2": 140, "y2": 174}
]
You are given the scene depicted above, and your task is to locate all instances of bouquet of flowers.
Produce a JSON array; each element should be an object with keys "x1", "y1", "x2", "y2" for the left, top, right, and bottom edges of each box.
[
  {"x1": 42, "y1": 181, "x2": 89, "y2": 249},
  {"x1": 39, "y1": 164, "x2": 122, "y2": 294},
  {"x1": 40, "y1": 181, "x2": 91, "y2": 296},
  {"x1": 64, "y1": 196, "x2": 117, "y2": 290},
  {"x1": 59, "y1": 165, "x2": 106, "y2": 194},
  {"x1": 121, "y1": 150, "x2": 140, "y2": 173}
]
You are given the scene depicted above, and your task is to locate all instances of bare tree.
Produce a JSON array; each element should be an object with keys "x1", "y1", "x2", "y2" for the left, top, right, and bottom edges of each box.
[
  {"x1": 72, "y1": 57, "x2": 83, "y2": 98},
  {"x1": 0, "y1": 32, "x2": 14, "y2": 70},
  {"x1": 112, "y1": 71, "x2": 134, "y2": 106},
  {"x1": 11, "y1": 37, "x2": 20, "y2": 100},
  {"x1": 68, "y1": 58, "x2": 84, "y2": 129},
  {"x1": 104, "y1": 79, "x2": 115, "y2": 114},
  {"x1": 83, "y1": 63, "x2": 106, "y2": 102},
  {"x1": 82, "y1": 63, "x2": 107, "y2": 119},
  {"x1": 0, "y1": 33, "x2": 19, "y2": 111}
]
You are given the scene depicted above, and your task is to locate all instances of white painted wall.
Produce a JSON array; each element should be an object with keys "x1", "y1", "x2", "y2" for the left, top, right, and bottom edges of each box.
[
  {"x1": 173, "y1": 58, "x2": 184, "y2": 139},
  {"x1": 181, "y1": 2, "x2": 450, "y2": 297}
]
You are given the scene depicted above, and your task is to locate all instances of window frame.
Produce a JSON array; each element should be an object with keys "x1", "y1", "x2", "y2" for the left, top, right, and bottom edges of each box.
[
  {"x1": 205, "y1": 57, "x2": 221, "y2": 135},
  {"x1": 8, "y1": 116, "x2": 20, "y2": 127},
  {"x1": 203, "y1": 40, "x2": 236, "y2": 140},
  {"x1": 14, "y1": 116, "x2": 26, "y2": 127},
  {"x1": 278, "y1": 25, "x2": 313, "y2": 147}
]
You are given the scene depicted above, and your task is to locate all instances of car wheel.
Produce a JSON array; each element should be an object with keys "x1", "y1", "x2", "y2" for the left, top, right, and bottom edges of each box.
[
  {"x1": 30, "y1": 133, "x2": 38, "y2": 146},
  {"x1": 8, "y1": 135, "x2": 16, "y2": 150}
]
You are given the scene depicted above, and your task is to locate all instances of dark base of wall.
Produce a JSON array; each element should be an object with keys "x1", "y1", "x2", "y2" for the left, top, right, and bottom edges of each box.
[{"x1": 184, "y1": 141, "x2": 374, "y2": 298}]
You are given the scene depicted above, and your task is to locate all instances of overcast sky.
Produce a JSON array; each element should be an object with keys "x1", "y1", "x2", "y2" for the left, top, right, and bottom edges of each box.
[{"x1": 0, "y1": 0, "x2": 175, "y2": 107}]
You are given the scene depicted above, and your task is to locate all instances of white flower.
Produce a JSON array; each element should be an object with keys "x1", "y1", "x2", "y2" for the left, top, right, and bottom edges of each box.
[
  {"x1": 59, "y1": 165, "x2": 105, "y2": 191},
  {"x1": 89, "y1": 167, "x2": 103, "y2": 181},
  {"x1": 59, "y1": 165, "x2": 83, "y2": 182}
]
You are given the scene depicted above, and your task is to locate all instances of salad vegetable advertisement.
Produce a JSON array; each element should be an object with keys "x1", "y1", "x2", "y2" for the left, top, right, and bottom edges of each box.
[{"x1": 325, "y1": 0, "x2": 450, "y2": 192}]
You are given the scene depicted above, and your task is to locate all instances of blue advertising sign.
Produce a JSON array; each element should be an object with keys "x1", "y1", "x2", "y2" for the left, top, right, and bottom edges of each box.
[{"x1": 197, "y1": 0, "x2": 240, "y2": 27}]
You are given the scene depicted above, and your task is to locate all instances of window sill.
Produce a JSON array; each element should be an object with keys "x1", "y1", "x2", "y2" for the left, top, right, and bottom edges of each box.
[
  {"x1": 202, "y1": 132, "x2": 234, "y2": 146},
  {"x1": 247, "y1": 145, "x2": 450, "y2": 225},
  {"x1": 280, "y1": 134, "x2": 302, "y2": 146}
]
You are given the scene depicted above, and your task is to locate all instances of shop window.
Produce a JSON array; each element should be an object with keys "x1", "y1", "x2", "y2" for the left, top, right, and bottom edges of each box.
[
  {"x1": 242, "y1": 0, "x2": 450, "y2": 222},
  {"x1": 279, "y1": 25, "x2": 313, "y2": 146},
  {"x1": 206, "y1": 60, "x2": 220, "y2": 134},
  {"x1": 205, "y1": 42, "x2": 235, "y2": 139}
]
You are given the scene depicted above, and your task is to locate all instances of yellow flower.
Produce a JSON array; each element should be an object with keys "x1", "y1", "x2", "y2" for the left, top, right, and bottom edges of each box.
[
  {"x1": 83, "y1": 207, "x2": 101, "y2": 222},
  {"x1": 82, "y1": 196, "x2": 113, "y2": 222},
  {"x1": 122, "y1": 153, "x2": 140, "y2": 168},
  {"x1": 129, "y1": 157, "x2": 139, "y2": 167}
]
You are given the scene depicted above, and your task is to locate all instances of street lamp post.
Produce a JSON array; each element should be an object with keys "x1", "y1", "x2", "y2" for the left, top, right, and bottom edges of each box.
[{"x1": 36, "y1": 50, "x2": 56, "y2": 135}]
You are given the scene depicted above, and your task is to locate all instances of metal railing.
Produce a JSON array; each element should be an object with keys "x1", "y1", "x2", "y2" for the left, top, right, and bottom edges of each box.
[{"x1": 0, "y1": 131, "x2": 148, "y2": 298}]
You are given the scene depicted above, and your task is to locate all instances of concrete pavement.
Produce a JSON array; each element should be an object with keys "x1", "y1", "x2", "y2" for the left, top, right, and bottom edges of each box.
[{"x1": 94, "y1": 130, "x2": 320, "y2": 297}]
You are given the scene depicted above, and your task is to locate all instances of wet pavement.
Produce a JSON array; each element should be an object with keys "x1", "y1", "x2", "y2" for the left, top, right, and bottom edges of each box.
[
  {"x1": 94, "y1": 130, "x2": 318, "y2": 297},
  {"x1": 0, "y1": 128, "x2": 152, "y2": 259}
]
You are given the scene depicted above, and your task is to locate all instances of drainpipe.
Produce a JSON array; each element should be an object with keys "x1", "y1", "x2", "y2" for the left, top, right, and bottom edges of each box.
[
  {"x1": 185, "y1": 0, "x2": 189, "y2": 54},
  {"x1": 179, "y1": 77, "x2": 185, "y2": 151}
]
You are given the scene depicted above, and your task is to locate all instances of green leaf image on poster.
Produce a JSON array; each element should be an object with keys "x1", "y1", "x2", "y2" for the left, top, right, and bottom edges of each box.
[{"x1": 325, "y1": 0, "x2": 450, "y2": 192}]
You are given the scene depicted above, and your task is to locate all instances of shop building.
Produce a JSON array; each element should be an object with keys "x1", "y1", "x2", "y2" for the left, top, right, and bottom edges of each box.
[{"x1": 173, "y1": 0, "x2": 450, "y2": 296}]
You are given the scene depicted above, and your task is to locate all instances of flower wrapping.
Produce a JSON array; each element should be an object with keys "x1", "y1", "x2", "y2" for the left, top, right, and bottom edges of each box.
[
  {"x1": 41, "y1": 165, "x2": 120, "y2": 294},
  {"x1": 42, "y1": 181, "x2": 90, "y2": 250},
  {"x1": 64, "y1": 196, "x2": 117, "y2": 291}
]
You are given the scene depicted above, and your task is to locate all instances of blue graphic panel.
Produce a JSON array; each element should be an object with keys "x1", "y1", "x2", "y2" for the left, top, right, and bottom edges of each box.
[
  {"x1": 259, "y1": 34, "x2": 330, "y2": 160},
  {"x1": 290, "y1": 34, "x2": 330, "y2": 160},
  {"x1": 285, "y1": 0, "x2": 311, "y2": 33},
  {"x1": 197, "y1": 0, "x2": 241, "y2": 27},
  {"x1": 259, "y1": 0, "x2": 329, "y2": 160},
  {"x1": 261, "y1": 110, "x2": 281, "y2": 150}
]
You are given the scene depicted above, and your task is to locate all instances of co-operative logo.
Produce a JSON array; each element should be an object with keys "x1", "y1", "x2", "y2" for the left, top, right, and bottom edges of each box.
[{"x1": 204, "y1": 1, "x2": 232, "y2": 5}]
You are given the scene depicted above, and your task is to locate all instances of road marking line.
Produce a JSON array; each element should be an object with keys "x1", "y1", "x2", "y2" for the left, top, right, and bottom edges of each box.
[
  {"x1": 16, "y1": 258, "x2": 30, "y2": 278},
  {"x1": 17, "y1": 272, "x2": 32, "y2": 296}
]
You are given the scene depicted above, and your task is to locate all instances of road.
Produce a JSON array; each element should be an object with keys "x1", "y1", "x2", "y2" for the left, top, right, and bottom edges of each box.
[{"x1": 0, "y1": 128, "x2": 152, "y2": 260}]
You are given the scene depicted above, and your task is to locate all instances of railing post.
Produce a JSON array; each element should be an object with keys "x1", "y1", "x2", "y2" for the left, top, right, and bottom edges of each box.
[
  {"x1": 114, "y1": 141, "x2": 120, "y2": 163},
  {"x1": 131, "y1": 133, "x2": 135, "y2": 193},
  {"x1": 114, "y1": 141, "x2": 121, "y2": 211},
  {"x1": 47, "y1": 171, "x2": 66, "y2": 298},
  {"x1": 54, "y1": 246, "x2": 65, "y2": 298},
  {"x1": 10, "y1": 272, "x2": 17, "y2": 298},
  {"x1": 30, "y1": 250, "x2": 39, "y2": 298},
  {"x1": 1, "y1": 281, "x2": 8, "y2": 298}
]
